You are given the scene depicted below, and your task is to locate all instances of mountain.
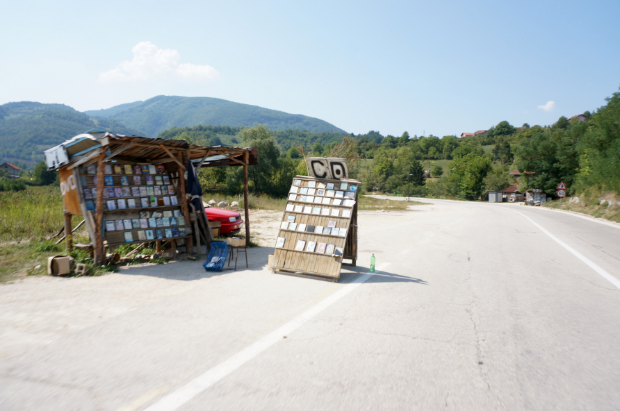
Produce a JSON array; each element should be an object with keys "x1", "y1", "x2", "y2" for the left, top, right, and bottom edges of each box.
[
  {"x1": 0, "y1": 102, "x2": 145, "y2": 164},
  {"x1": 84, "y1": 95, "x2": 346, "y2": 137}
]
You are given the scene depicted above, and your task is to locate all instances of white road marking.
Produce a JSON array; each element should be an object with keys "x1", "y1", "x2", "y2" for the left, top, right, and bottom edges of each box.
[
  {"x1": 515, "y1": 211, "x2": 620, "y2": 290},
  {"x1": 144, "y1": 264, "x2": 390, "y2": 411}
]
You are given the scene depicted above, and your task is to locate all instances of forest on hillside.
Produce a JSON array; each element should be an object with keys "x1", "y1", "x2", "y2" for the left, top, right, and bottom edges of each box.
[
  {"x1": 163, "y1": 88, "x2": 619, "y2": 201},
  {"x1": 6, "y1": 88, "x2": 619, "y2": 204}
]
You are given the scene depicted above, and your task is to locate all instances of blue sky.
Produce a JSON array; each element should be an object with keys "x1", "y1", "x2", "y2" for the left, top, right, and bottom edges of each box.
[{"x1": 1, "y1": 0, "x2": 619, "y2": 136}]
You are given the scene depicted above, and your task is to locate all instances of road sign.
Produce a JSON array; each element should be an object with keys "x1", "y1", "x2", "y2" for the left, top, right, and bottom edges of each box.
[
  {"x1": 557, "y1": 181, "x2": 567, "y2": 190},
  {"x1": 557, "y1": 190, "x2": 566, "y2": 198}
]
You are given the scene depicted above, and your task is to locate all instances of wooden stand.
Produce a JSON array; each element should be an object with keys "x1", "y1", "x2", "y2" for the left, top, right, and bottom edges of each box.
[
  {"x1": 271, "y1": 176, "x2": 360, "y2": 282},
  {"x1": 52, "y1": 135, "x2": 258, "y2": 266}
]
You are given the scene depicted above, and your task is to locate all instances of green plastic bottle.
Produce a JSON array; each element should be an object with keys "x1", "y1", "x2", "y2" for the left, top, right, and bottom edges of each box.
[{"x1": 370, "y1": 254, "x2": 375, "y2": 273}]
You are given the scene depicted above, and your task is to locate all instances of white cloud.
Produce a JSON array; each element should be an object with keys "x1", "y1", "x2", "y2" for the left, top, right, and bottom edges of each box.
[
  {"x1": 99, "y1": 41, "x2": 219, "y2": 82},
  {"x1": 537, "y1": 101, "x2": 555, "y2": 112}
]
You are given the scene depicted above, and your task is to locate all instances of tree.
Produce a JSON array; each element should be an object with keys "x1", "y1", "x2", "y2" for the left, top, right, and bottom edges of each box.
[
  {"x1": 287, "y1": 147, "x2": 301, "y2": 159},
  {"x1": 492, "y1": 142, "x2": 514, "y2": 164},
  {"x1": 494, "y1": 121, "x2": 516, "y2": 136},
  {"x1": 484, "y1": 166, "x2": 512, "y2": 191},
  {"x1": 441, "y1": 135, "x2": 458, "y2": 159},
  {"x1": 227, "y1": 125, "x2": 281, "y2": 196},
  {"x1": 409, "y1": 159, "x2": 425, "y2": 186},
  {"x1": 310, "y1": 143, "x2": 323, "y2": 156},
  {"x1": 445, "y1": 152, "x2": 492, "y2": 199},
  {"x1": 555, "y1": 116, "x2": 569, "y2": 130},
  {"x1": 398, "y1": 131, "x2": 410, "y2": 146},
  {"x1": 431, "y1": 165, "x2": 443, "y2": 177},
  {"x1": 382, "y1": 135, "x2": 397, "y2": 148},
  {"x1": 33, "y1": 161, "x2": 56, "y2": 185}
]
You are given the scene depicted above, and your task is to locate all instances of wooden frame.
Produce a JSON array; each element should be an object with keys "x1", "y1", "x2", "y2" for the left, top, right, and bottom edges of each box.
[
  {"x1": 52, "y1": 133, "x2": 257, "y2": 263},
  {"x1": 271, "y1": 175, "x2": 360, "y2": 282}
]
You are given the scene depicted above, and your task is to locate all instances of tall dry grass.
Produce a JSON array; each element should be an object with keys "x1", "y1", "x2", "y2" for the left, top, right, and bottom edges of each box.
[{"x1": 0, "y1": 186, "x2": 71, "y2": 242}]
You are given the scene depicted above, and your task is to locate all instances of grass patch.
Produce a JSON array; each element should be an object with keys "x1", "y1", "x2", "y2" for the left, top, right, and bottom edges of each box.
[
  {"x1": 358, "y1": 195, "x2": 424, "y2": 211},
  {"x1": 0, "y1": 186, "x2": 73, "y2": 242},
  {"x1": 0, "y1": 240, "x2": 62, "y2": 282},
  {"x1": 545, "y1": 192, "x2": 620, "y2": 223}
]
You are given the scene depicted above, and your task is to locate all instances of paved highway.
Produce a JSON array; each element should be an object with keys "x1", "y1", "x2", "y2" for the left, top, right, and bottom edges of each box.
[{"x1": 1, "y1": 199, "x2": 619, "y2": 410}]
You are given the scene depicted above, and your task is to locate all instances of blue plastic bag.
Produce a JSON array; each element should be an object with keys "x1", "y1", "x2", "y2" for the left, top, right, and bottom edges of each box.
[{"x1": 203, "y1": 242, "x2": 229, "y2": 272}]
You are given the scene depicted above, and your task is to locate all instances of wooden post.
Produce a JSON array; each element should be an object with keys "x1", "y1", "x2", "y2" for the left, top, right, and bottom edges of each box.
[
  {"x1": 178, "y1": 150, "x2": 194, "y2": 254},
  {"x1": 94, "y1": 152, "x2": 106, "y2": 263},
  {"x1": 243, "y1": 149, "x2": 250, "y2": 246},
  {"x1": 64, "y1": 212, "x2": 73, "y2": 252},
  {"x1": 156, "y1": 240, "x2": 162, "y2": 253}
]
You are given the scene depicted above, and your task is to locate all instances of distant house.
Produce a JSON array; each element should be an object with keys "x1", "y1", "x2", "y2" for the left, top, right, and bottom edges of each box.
[
  {"x1": 0, "y1": 163, "x2": 21, "y2": 178},
  {"x1": 474, "y1": 130, "x2": 487, "y2": 135},
  {"x1": 460, "y1": 132, "x2": 474, "y2": 138},
  {"x1": 509, "y1": 170, "x2": 534, "y2": 185},
  {"x1": 569, "y1": 114, "x2": 586, "y2": 122},
  {"x1": 501, "y1": 185, "x2": 524, "y2": 202}
]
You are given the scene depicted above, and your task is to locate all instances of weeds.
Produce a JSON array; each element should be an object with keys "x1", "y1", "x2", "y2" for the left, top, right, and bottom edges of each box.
[
  {"x1": 358, "y1": 195, "x2": 423, "y2": 211},
  {"x1": 545, "y1": 191, "x2": 620, "y2": 223},
  {"x1": 0, "y1": 186, "x2": 67, "y2": 242}
]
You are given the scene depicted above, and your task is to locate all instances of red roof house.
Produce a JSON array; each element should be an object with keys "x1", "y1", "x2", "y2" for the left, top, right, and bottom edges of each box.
[
  {"x1": 0, "y1": 162, "x2": 21, "y2": 178},
  {"x1": 460, "y1": 133, "x2": 474, "y2": 138},
  {"x1": 474, "y1": 130, "x2": 487, "y2": 135},
  {"x1": 569, "y1": 114, "x2": 586, "y2": 122}
]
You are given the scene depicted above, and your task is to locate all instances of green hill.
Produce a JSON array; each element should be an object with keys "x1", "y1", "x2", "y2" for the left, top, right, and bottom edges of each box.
[
  {"x1": 0, "y1": 102, "x2": 144, "y2": 164},
  {"x1": 85, "y1": 95, "x2": 346, "y2": 137}
]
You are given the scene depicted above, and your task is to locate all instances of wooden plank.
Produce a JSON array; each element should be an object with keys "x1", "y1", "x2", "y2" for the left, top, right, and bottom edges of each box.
[
  {"x1": 160, "y1": 145, "x2": 186, "y2": 170},
  {"x1": 272, "y1": 175, "x2": 359, "y2": 282},
  {"x1": 177, "y1": 150, "x2": 193, "y2": 253},
  {"x1": 68, "y1": 148, "x2": 102, "y2": 170},
  {"x1": 104, "y1": 143, "x2": 136, "y2": 161},
  {"x1": 243, "y1": 150, "x2": 250, "y2": 247},
  {"x1": 194, "y1": 150, "x2": 212, "y2": 173},
  {"x1": 94, "y1": 152, "x2": 106, "y2": 263},
  {"x1": 72, "y1": 168, "x2": 96, "y2": 243}
]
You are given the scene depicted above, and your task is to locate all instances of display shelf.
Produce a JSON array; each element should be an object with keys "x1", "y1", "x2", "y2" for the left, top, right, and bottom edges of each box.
[
  {"x1": 107, "y1": 235, "x2": 192, "y2": 246},
  {"x1": 284, "y1": 200, "x2": 355, "y2": 208},
  {"x1": 274, "y1": 247, "x2": 343, "y2": 256},
  {"x1": 103, "y1": 205, "x2": 182, "y2": 212},
  {"x1": 278, "y1": 229, "x2": 346, "y2": 238}
]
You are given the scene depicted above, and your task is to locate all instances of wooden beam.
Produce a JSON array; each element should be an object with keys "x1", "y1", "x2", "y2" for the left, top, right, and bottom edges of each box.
[
  {"x1": 150, "y1": 157, "x2": 178, "y2": 165},
  {"x1": 160, "y1": 145, "x2": 186, "y2": 170},
  {"x1": 94, "y1": 152, "x2": 106, "y2": 263},
  {"x1": 63, "y1": 212, "x2": 73, "y2": 252},
  {"x1": 243, "y1": 150, "x2": 250, "y2": 247},
  {"x1": 104, "y1": 143, "x2": 136, "y2": 161},
  {"x1": 199, "y1": 160, "x2": 246, "y2": 168},
  {"x1": 178, "y1": 150, "x2": 193, "y2": 254},
  {"x1": 225, "y1": 153, "x2": 248, "y2": 166},
  {"x1": 68, "y1": 148, "x2": 102, "y2": 170},
  {"x1": 194, "y1": 150, "x2": 212, "y2": 173},
  {"x1": 72, "y1": 168, "x2": 96, "y2": 243}
]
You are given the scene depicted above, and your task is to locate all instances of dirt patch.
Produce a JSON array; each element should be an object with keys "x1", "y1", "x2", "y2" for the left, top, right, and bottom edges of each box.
[{"x1": 246, "y1": 209, "x2": 283, "y2": 247}]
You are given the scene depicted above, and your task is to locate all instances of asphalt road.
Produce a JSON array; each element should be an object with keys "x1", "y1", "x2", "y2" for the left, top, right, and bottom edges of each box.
[{"x1": 1, "y1": 199, "x2": 619, "y2": 410}]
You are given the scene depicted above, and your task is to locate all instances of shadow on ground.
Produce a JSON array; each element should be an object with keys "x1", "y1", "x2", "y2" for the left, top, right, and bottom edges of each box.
[
  {"x1": 116, "y1": 247, "x2": 426, "y2": 285},
  {"x1": 116, "y1": 246, "x2": 274, "y2": 281},
  {"x1": 340, "y1": 267, "x2": 427, "y2": 285}
]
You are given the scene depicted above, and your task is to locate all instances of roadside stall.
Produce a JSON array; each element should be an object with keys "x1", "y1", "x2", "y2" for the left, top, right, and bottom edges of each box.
[
  {"x1": 270, "y1": 157, "x2": 360, "y2": 282},
  {"x1": 45, "y1": 131, "x2": 256, "y2": 264}
]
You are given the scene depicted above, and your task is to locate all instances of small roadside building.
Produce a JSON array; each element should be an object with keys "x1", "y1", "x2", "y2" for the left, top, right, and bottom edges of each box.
[
  {"x1": 44, "y1": 131, "x2": 257, "y2": 263},
  {"x1": 0, "y1": 162, "x2": 21, "y2": 178},
  {"x1": 487, "y1": 191, "x2": 503, "y2": 203},
  {"x1": 501, "y1": 186, "x2": 524, "y2": 202}
]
